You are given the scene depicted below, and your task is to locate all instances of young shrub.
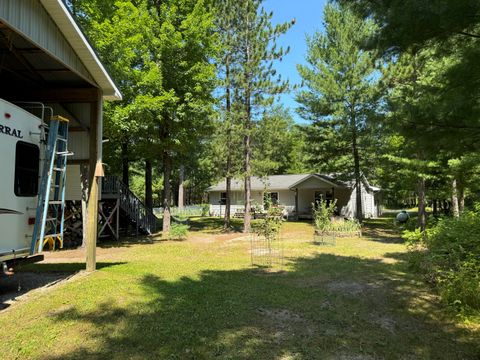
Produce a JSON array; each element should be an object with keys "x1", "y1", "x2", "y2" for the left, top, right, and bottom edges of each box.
[
  {"x1": 312, "y1": 198, "x2": 337, "y2": 233},
  {"x1": 168, "y1": 223, "x2": 189, "y2": 240},
  {"x1": 201, "y1": 203, "x2": 210, "y2": 217},
  {"x1": 255, "y1": 199, "x2": 284, "y2": 241}
]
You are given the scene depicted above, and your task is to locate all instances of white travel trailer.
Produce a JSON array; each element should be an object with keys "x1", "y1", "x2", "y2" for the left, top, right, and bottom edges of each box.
[{"x1": 0, "y1": 99, "x2": 44, "y2": 267}]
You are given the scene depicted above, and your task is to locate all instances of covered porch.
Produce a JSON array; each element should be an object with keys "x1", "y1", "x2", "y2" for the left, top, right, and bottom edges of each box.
[{"x1": 290, "y1": 175, "x2": 351, "y2": 220}]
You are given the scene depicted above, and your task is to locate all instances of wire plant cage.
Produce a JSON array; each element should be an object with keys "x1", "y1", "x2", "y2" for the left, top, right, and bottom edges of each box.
[
  {"x1": 250, "y1": 225, "x2": 284, "y2": 269},
  {"x1": 313, "y1": 230, "x2": 336, "y2": 246}
]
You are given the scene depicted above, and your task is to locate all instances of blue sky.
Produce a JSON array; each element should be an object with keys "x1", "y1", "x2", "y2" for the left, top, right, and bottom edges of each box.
[{"x1": 263, "y1": 0, "x2": 327, "y2": 123}]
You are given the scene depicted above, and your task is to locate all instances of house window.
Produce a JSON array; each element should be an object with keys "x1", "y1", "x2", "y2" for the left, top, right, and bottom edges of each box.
[
  {"x1": 14, "y1": 141, "x2": 40, "y2": 197},
  {"x1": 264, "y1": 192, "x2": 279, "y2": 207},
  {"x1": 314, "y1": 191, "x2": 323, "y2": 205},
  {"x1": 220, "y1": 192, "x2": 227, "y2": 205}
]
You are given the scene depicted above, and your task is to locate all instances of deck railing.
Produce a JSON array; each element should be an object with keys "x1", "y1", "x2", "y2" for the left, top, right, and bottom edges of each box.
[{"x1": 102, "y1": 176, "x2": 157, "y2": 234}]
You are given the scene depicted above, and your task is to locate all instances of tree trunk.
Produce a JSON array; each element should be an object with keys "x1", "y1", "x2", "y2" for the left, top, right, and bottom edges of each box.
[
  {"x1": 224, "y1": 61, "x2": 232, "y2": 230},
  {"x1": 145, "y1": 160, "x2": 153, "y2": 209},
  {"x1": 417, "y1": 178, "x2": 427, "y2": 231},
  {"x1": 433, "y1": 199, "x2": 438, "y2": 216},
  {"x1": 121, "y1": 140, "x2": 129, "y2": 187},
  {"x1": 178, "y1": 165, "x2": 185, "y2": 210},
  {"x1": 458, "y1": 183, "x2": 465, "y2": 214},
  {"x1": 243, "y1": 15, "x2": 252, "y2": 234},
  {"x1": 451, "y1": 178, "x2": 459, "y2": 218},
  {"x1": 162, "y1": 151, "x2": 172, "y2": 235},
  {"x1": 351, "y1": 116, "x2": 363, "y2": 221},
  {"x1": 243, "y1": 123, "x2": 252, "y2": 233}
]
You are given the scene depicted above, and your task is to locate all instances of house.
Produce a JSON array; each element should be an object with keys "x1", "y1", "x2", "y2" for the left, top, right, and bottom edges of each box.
[
  {"x1": 0, "y1": 0, "x2": 121, "y2": 271},
  {"x1": 207, "y1": 174, "x2": 381, "y2": 219}
]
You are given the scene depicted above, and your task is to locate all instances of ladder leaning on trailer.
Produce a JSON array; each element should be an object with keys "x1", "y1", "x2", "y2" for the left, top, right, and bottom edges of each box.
[{"x1": 31, "y1": 116, "x2": 71, "y2": 254}]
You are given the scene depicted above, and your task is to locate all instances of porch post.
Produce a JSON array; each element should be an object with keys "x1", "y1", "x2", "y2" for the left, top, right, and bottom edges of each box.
[
  {"x1": 86, "y1": 90, "x2": 103, "y2": 272},
  {"x1": 295, "y1": 188, "x2": 299, "y2": 220}
]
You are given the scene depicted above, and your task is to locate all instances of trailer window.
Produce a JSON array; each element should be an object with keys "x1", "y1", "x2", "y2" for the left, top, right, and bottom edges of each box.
[{"x1": 15, "y1": 141, "x2": 40, "y2": 197}]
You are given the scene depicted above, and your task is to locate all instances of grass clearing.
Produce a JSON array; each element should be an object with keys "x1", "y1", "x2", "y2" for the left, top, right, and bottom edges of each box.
[{"x1": 0, "y1": 216, "x2": 479, "y2": 359}]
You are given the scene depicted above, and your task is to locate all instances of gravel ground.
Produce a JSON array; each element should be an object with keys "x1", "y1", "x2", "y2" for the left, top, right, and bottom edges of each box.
[{"x1": 0, "y1": 272, "x2": 74, "y2": 311}]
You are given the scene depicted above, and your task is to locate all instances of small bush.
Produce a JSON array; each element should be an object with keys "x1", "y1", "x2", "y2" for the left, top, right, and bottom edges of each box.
[
  {"x1": 404, "y1": 206, "x2": 480, "y2": 314},
  {"x1": 201, "y1": 203, "x2": 210, "y2": 217},
  {"x1": 168, "y1": 223, "x2": 189, "y2": 240},
  {"x1": 312, "y1": 198, "x2": 337, "y2": 232}
]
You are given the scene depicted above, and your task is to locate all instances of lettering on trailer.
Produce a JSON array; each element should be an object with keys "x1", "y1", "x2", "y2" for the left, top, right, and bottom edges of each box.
[{"x1": 0, "y1": 125, "x2": 23, "y2": 139}]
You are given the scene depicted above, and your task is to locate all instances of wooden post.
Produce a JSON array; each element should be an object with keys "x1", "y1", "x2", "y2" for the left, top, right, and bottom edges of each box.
[
  {"x1": 295, "y1": 188, "x2": 299, "y2": 220},
  {"x1": 86, "y1": 92, "x2": 103, "y2": 272},
  {"x1": 178, "y1": 165, "x2": 185, "y2": 209}
]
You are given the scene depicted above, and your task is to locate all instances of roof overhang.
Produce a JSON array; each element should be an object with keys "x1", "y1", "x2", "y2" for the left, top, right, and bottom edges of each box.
[{"x1": 40, "y1": 0, "x2": 122, "y2": 101}]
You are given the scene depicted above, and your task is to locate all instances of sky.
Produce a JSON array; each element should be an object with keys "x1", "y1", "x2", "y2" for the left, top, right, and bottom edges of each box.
[{"x1": 263, "y1": 0, "x2": 327, "y2": 123}]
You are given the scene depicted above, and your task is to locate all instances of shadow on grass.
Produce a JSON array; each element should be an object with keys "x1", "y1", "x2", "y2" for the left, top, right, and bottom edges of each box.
[
  {"x1": 19, "y1": 262, "x2": 127, "y2": 273},
  {"x1": 0, "y1": 262, "x2": 127, "y2": 311},
  {"x1": 362, "y1": 216, "x2": 405, "y2": 244},
  {"x1": 98, "y1": 236, "x2": 158, "y2": 249},
  {"x1": 43, "y1": 254, "x2": 479, "y2": 359},
  {"x1": 188, "y1": 217, "x2": 244, "y2": 233}
]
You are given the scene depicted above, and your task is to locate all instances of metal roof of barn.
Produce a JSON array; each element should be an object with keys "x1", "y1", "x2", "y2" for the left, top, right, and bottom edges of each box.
[{"x1": 0, "y1": 0, "x2": 121, "y2": 101}]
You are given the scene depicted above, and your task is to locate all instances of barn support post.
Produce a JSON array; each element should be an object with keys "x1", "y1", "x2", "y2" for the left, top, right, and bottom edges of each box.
[{"x1": 86, "y1": 91, "x2": 103, "y2": 272}]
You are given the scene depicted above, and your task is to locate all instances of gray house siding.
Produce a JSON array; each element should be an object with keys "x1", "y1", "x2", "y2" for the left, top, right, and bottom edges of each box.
[{"x1": 207, "y1": 174, "x2": 381, "y2": 219}]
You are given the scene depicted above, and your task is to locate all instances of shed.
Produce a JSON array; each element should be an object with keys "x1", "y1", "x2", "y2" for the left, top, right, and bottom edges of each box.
[{"x1": 0, "y1": 0, "x2": 121, "y2": 271}]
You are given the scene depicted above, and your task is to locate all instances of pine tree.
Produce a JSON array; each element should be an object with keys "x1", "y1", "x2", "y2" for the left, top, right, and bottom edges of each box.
[
  {"x1": 296, "y1": 3, "x2": 381, "y2": 221},
  {"x1": 225, "y1": 0, "x2": 293, "y2": 233}
]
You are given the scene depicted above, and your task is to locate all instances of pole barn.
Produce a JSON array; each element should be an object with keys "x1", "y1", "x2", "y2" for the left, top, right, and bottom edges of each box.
[{"x1": 0, "y1": 0, "x2": 121, "y2": 272}]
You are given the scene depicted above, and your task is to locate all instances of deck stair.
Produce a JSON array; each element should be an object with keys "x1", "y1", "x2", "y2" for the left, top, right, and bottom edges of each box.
[
  {"x1": 101, "y1": 176, "x2": 157, "y2": 236},
  {"x1": 31, "y1": 116, "x2": 71, "y2": 253}
]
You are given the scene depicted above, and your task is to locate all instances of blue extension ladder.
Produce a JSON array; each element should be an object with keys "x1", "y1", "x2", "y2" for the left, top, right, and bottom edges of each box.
[{"x1": 31, "y1": 116, "x2": 70, "y2": 254}]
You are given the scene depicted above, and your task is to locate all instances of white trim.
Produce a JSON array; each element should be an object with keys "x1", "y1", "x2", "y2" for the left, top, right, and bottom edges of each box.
[
  {"x1": 40, "y1": 0, "x2": 122, "y2": 101},
  {"x1": 289, "y1": 174, "x2": 339, "y2": 189}
]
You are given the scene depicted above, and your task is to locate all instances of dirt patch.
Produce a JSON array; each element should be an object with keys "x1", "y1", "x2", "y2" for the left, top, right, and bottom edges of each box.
[
  {"x1": 370, "y1": 313, "x2": 397, "y2": 333},
  {"x1": 257, "y1": 308, "x2": 305, "y2": 324},
  {"x1": 256, "y1": 307, "x2": 312, "y2": 338},
  {"x1": 326, "y1": 280, "x2": 382, "y2": 296},
  {"x1": 224, "y1": 235, "x2": 251, "y2": 244},
  {"x1": 293, "y1": 274, "x2": 331, "y2": 288}
]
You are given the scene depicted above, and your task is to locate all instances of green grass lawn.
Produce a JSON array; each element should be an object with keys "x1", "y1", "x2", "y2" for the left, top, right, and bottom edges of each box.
[{"x1": 1, "y1": 216, "x2": 479, "y2": 359}]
